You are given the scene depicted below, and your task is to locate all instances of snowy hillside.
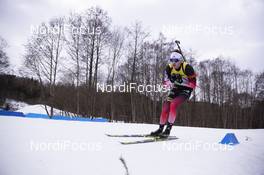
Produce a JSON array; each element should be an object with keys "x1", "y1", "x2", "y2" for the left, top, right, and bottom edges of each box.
[{"x1": 0, "y1": 113, "x2": 263, "y2": 175}]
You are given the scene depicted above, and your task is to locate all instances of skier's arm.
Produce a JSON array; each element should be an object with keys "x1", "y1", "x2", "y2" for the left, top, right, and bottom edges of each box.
[
  {"x1": 162, "y1": 65, "x2": 172, "y2": 86},
  {"x1": 184, "y1": 64, "x2": 197, "y2": 89}
]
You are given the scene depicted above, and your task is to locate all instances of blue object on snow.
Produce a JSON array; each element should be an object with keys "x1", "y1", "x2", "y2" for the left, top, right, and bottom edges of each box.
[
  {"x1": 25, "y1": 113, "x2": 108, "y2": 122},
  {"x1": 1, "y1": 110, "x2": 108, "y2": 122},
  {"x1": 220, "y1": 133, "x2": 239, "y2": 145},
  {"x1": 89, "y1": 117, "x2": 108, "y2": 122},
  {"x1": 0, "y1": 110, "x2": 25, "y2": 117},
  {"x1": 52, "y1": 115, "x2": 108, "y2": 122},
  {"x1": 26, "y1": 113, "x2": 49, "y2": 119}
]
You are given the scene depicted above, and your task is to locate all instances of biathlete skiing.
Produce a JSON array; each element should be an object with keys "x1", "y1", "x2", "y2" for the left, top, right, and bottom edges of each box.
[{"x1": 150, "y1": 50, "x2": 197, "y2": 137}]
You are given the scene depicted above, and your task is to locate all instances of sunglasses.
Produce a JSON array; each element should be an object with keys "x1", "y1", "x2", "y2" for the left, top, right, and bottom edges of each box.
[{"x1": 170, "y1": 58, "x2": 180, "y2": 63}]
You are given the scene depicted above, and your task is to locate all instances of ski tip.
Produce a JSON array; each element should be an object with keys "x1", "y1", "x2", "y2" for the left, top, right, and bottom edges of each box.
[{"x1": 119, "y1": 141, "x2": 131, "y2": 145}]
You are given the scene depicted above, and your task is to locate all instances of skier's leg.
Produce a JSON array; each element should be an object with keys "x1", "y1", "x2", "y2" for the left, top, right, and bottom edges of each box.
[
  {"x1": 150, "y1": 101, "x2": 170, "y2": 136},
  {"x1": 167, "y1": 96, "x2": 187, "y2": 124},
  {"x1": 150, "y1": 87, "x2": 177, "y2": 136},
  {"x1": 160, "y1": 101, "x2": 170, "y2": 125},
  {"x1": 162, "y1": 90, "x2": 191, "y2": 136},
  {"x1": 160, "y1": 87, "x2": 177, "y2": 125}
]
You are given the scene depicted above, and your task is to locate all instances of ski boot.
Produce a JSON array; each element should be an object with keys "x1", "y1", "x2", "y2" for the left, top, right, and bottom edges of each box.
[
  {"x1": 150, "y1": 124, "x2": 164, "y2": 136},
  {"x1": 160, "y1": 123, "x2": 173, "y2": 138}
]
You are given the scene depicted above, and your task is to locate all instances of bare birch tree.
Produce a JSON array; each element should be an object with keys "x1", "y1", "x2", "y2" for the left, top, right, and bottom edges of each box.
[{"x1": 24, "y1": 18, "x2": 65, "y2": 117}]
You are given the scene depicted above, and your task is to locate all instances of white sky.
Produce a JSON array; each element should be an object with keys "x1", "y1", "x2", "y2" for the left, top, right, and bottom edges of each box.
[{"x1": 0, "y1": 0, "x2": 263, "y2": 73}]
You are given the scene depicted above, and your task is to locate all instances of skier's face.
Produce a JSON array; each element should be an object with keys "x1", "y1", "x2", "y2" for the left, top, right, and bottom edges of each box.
[{"x1": 172, "y1": 60, "x2": 182, "y2": 69}]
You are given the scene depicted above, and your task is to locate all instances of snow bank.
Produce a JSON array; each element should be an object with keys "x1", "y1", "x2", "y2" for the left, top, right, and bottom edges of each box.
[
  {"x1": 4, "y1": 99, "x2": 29, "y2": 111},
  {"x1": 17, "y1": 104, "x2": 61, "y2": 115}
]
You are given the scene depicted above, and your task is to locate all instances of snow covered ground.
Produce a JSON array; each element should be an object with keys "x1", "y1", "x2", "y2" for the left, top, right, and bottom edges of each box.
[{"x1": 0, "y1": 115, "x2": 263, "y2": 175}]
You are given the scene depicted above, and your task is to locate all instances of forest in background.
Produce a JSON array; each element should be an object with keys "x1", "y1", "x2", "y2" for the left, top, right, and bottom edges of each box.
[{"x1": 0, "y1": 6, "x2": 263, "y2": 129}]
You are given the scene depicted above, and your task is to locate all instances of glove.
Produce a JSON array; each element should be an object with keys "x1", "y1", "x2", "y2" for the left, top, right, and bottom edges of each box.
[
  {"x1": 171, "y1": 74, "x2": 183, "y2": 85},
  {"x1": 163, "y1": 80, "x2": 173, "y2": 89},
  {"x1": 175, "y1": 79, "x2": 196, "y2": 89}
]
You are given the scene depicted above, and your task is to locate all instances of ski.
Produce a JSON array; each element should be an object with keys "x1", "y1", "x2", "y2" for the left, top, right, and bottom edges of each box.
[
  {"x1": 120, "y1": 136, "x2": 178, "y2": 145},
  {"x1": 106, "y1": 134, "x2": 152, "y2": 138}
]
